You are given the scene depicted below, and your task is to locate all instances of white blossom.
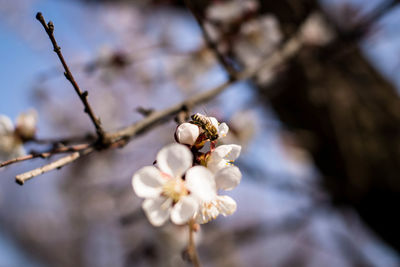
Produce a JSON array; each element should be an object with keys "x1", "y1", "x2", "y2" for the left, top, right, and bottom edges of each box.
[
  {"x1": 185, "y1": 166, "x2": 237, "y2": 224},
  {"x1": 206, "y1": 0, "x2": 258, "y2": 24},
  {"x1": 15, "y1": 109, "x2": 38, "y2": 140},
  {"x1": 222, "y1": 110, "x2": 257, "y2": 148},
  {"x1": 132, "y1": 114, "x2": 243, "y2": 227},
  {"x1": 300, "y1": 12, "x2": 334, "y2": 46},
  {"x1": 132, "y1": 143, "x2": 198, "y2": 226},
  {"x1": 207, "y1": 144, "x2": 241, "y2": 173},
  {"x1": 0, "y1": 114, "x2": 25, "y2": 161},
  {"x1": 233, "y1": 15, "x2": 282, "y2": 85}
]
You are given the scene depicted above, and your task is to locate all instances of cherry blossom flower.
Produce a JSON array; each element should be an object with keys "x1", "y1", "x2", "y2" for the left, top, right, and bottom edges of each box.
[
  {"x1": 15, "y1": 109, "x2": 38, "y2": 141},
  {"x1": 132, "y1": 143, "x2": 199, "y2": 226},
  {"x1": 133, "y1": 114, "x2": 243, "y2": 227},
  {"x1": 206, "y1": 144, "x2": 241, "y2": 173},
  {"x1": 0, "y1": 114, "x2": 25, "y2": 161},
  {"x1": 185, "y1": 166, "x2": 238, "y2": 224}
]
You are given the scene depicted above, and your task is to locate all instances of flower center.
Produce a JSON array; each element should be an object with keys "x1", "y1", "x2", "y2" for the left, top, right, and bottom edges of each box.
[{"x1": 162, "y1": 178, "x2": 188, "y2": 203}]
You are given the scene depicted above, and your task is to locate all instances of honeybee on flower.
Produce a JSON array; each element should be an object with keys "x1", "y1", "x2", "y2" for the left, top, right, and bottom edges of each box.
[
  {"x1": 190, "y1": 113, "x2": 219, "y2": 141},
  {"x1": 175, "y1": 113, "x2": 229, "y2": 146},
  {"x1": 132, "y1": 113, "x2": 243, "y2": 227}
]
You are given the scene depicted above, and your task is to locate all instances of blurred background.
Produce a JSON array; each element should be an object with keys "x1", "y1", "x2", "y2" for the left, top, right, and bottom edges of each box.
[{"x1": 1, "y1": 0, "x2": 400, "y2": 266}]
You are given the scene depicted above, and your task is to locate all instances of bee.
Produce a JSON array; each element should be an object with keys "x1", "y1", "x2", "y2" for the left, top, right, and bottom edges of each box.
[{"x1": 191, "y1": 113, "x2": 219, "y2": 141}]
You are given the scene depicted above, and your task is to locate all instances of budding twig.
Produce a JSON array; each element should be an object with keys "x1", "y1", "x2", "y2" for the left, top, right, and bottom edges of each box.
[
  {"x1": 35, "y1": 12, "x2": 105, "y2": 140},
  {"x1": 15, "y1": 148, "x2": 93, "y2": 185}
]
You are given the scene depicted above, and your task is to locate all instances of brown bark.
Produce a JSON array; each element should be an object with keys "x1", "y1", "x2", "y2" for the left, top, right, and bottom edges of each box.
[{"x1": 259, "y1": 0, "x2": 400, "y2": 252}]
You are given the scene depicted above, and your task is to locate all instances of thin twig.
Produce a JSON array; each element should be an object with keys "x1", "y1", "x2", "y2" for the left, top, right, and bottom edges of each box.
[
  {"x1": 15, "y1": 148, "x2": 93, "y2": 185},
  {"x1": 36, "y1": 12, "x2": 105, "y2": 139},
  {"x1": 184, "y1": 0, "x2": 237, "y2": 78},
  {"x1": 0, "y1": 143, "x2": 90, "y2": 168}
]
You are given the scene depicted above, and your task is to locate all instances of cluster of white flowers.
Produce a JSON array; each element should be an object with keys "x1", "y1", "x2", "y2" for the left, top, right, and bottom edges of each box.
[
  {"x1": 0, "y1": 110, "x2": 38, "y2": 162},
  {"x1": 132, "y1": 114, "x2": 242, "y2": 227}
]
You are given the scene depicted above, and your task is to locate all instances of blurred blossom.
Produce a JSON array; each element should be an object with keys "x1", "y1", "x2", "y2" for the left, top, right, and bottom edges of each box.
[
  {"x1": 300, "y1": 12, "x2": 335, "y2": 46},
  {"x1": 222, "y1": 110, "x2": 257, "y2": 149},
  {"x1": 233, "y1": 15, "x2": 283, "y2": 84},
  {"x1": 206, "y1": 0, "x2": 259, "y2": 24},
  {"x1": 15, "y1": 109, "x2": 38, "y2": 141},
  {"x1": 0, "y1": 114, "x2": 25, "y2": 161},
  {"x1": 169, "y1": 47, "x2": 216, "y2": 89}
]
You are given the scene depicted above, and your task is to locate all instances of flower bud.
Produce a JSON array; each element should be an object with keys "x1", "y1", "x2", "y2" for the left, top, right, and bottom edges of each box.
[
  {"x1": 15, "y1": 109, "x2": 38, "y2": 141},
  {"x1": 175, "y1": 123, "x2": 200, "y2": 146},
  {"x1": 0, "y1": 115, "x2": 13, "y2": 135}
]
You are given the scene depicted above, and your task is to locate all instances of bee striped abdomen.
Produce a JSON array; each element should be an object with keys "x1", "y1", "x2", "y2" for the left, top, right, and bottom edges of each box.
[{"x1": 190, "y1": 113, "x2": 219, "y2": 141}]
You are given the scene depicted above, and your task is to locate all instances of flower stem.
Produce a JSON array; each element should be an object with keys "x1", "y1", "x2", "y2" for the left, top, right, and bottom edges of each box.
[{"x1": 187, "y1": 219, "x2": 201, "y2": 267}]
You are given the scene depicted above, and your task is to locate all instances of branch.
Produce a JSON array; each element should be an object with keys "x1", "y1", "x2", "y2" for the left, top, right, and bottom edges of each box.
[
  {"x1": 15, "y1": 148, "x2": 93, "y2": 185},
  {"x1": 7, "y1": 15, "x2": 303, "y2": 185},
  {"x1": 184, "y1": 0, "x2": 237, "y2": 78},
  {"x1": 36, "y1": 12, "x2": 105, "y2": 139},
  {"x1": 105, "y1": 31, "x2": 303, "y2": 144},
  {"x1": 0, "y1": 143, "x2": 90, "y2": 168}
]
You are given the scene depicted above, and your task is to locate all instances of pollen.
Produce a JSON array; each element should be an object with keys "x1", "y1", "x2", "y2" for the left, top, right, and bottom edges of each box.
[{"x1": 162, "y1": 178, "x2": 188, "y2": 203}]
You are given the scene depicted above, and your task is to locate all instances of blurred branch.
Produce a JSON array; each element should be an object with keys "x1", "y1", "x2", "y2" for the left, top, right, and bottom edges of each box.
[
  {"x1": 105, "y1": 28, "x2": 303, "y2": 144},
  {"x1": 36, "y1": 12, "x2": 105, "y2": 140},
  {"x1": 184, "y1": 0, "x2": 237, "y2": 78},
  {"x1": 29, "y1": 134, "x2": 95, "y2": 146},
  {"x1": 15, "y1": 148, "x2": 93, "y2": 185}
]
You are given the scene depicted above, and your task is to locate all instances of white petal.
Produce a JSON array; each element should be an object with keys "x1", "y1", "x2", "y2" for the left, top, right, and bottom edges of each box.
[
  {"x1": 218, "y1": 122, "x2": 229, "y2": 137},
  {"x1": 170, "y1": 196, "x2": 198, "y2": 225},
  {"x1": 132, "y1": 166, "x2": 165, "y2": 198},
  {"x1": 213, "y1": 145, "x2": 232, "y2": 159},
  {"x1": 225, "y1": 144, "x2": 241, "y2": 161},
  {"x1": 156, "y1": 143, "x2": 193, "y2": 177},
  {"x1": 208, "y1": 116, "x2": 219, "y2": 129},
  {"x1": 215, "y1": 166, "x2": 242, "y2": 190},
  {"x1": 185, "y1": 166, "x2": 217, "y2": 202},
  {"x1": 206, "y1": 157, "x2": 228, "y2": 173},
  {"x1": 0, "y1": 115, "x2": 14, "y2": 135},
  {"x1": 196, "y1": 202, "x2": 219, "y2": 224},
  {"x1": 176, "y1": 123, "x2": 200, "y2": 145},
  {"x1": 217, "y1": 195, "x2": 237, "y2": 216},
  {"x1": 213, "y1": 144, "x2": 241, "y2": 161},
  {"x1": 142, "y1": 197, "x2": 171, "y2": 227}
]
